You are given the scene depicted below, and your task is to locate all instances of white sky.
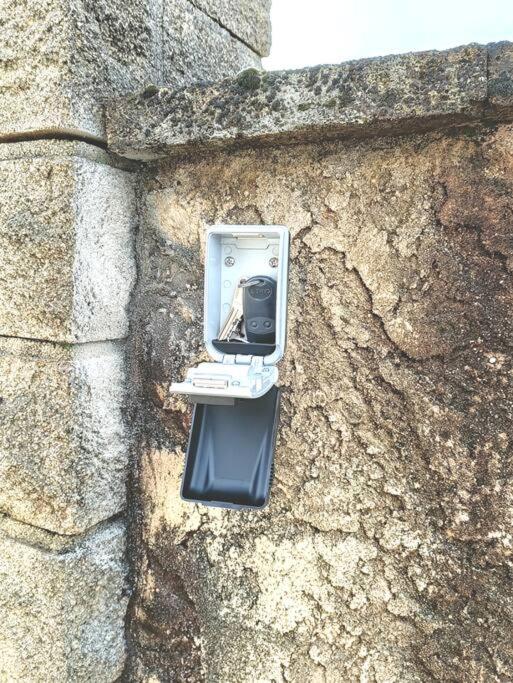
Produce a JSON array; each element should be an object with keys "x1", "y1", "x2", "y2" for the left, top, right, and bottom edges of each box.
[{"x1": 263, "y1": 0, "x2": 513, "y2": 71}]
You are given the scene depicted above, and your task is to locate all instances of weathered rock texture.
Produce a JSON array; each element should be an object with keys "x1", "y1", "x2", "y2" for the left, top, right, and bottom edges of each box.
[
  {"x1": 129, "y1": 120, "x2": 513, "y2": 680},
  {"x1": 0, "y1": 337, "x2": 129, "y2": 535},
  {"x1": 161, "y1": 0, "x2": 260, "y2": 89},
  {"x1": 0, "y1": 137, "x2": 135, "y2": 680},
  {"x1": 0, "y1": 517, "x2": 127, "y2": 681},
  {"x1": 0, "y1": 0, "x2": 262, "y2": 139},
  {"x1": 0, "y1": 0, "x2": 160, "y2": 139},
  {"x1": 107, "y1": 42, "x2": 513, "y2": 160},
  {"x1": 188, "y1": 0, "x2": 271, "y2": 56},
  {"x1": 0, "y1": 140, "x2": 137, "y2": 342}
]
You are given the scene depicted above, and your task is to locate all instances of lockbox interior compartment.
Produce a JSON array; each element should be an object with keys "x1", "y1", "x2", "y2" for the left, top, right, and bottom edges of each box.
[
  {"x1": 181, "y1": 387, "x2": 280, "y2": 509},
  {"x1": 204, "y1": 225, "x2": 289, "y2": 366},
  {"x1": 171, "y1": 225, "x2": 289, "y2": 402}
]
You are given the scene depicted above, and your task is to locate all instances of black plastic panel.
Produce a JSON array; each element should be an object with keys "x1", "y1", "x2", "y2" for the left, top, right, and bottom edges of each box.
[
  {"x1": 212, "y1": 339, "x2": 276, "y2": 357},
  {"x1": 181, "y1": 386, "x2": 280, "y2": 509}
]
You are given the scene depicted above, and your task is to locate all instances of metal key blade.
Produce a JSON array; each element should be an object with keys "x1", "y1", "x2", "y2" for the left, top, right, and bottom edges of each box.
[{"x1": 218, "y1": 279, "x2": 245, "y2": 340}]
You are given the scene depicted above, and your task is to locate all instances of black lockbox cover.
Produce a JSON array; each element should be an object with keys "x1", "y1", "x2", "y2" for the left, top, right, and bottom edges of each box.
[{"x1": 181, "y1": 386, "x2": 280, "y2": 509}]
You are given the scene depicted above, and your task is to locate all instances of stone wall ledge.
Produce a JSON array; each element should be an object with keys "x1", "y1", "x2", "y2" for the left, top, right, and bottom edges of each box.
[
  {"x1": 1, "y1": 0, "x2": 262, "y2": 140},
  {"x1": 0, "y1": 137, "x2": 136, "y2": 169},
  {"x1": 0, "y1": 510, "x2": 123, "y2": 553},
  {"x1": 106, "y1": 41, "x2": 513, "y2": 160}
]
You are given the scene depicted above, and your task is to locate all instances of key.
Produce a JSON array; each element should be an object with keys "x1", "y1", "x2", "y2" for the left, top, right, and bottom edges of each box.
[{"x1": 218, "y1": 278, "x2": 246, "y2": 340}]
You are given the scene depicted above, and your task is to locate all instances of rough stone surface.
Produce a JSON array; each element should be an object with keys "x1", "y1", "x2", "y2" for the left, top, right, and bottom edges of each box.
[
  {"x1": 106, "y1": 42, "x2": 513, "y2": 161},
  {"x1": 489, "y1": 41, "x2": 513, "y2": 108},
  {"x1": 162, "y1": 0, "x2": 260, "y2": 89},
  {"x1": 0, "y1": 141, "x2": 137, "y2": 342},
  {"x1": 0, "y1": 138, "x2": 134, "y2": 167},
  {"x1": 188, "y1": 0, "x2": 271, "y2": 56},
  {"x1": 0, "y1": 513, "x2": 86, "y2": 553},
  {"x1": 0, "y1": 337, "x2": 129, "y2": 535},
  {"x1": 0, "y1": 517, "x2": 127, "y2": 682},
  {"x1": 129, "y1": 123, "x2": 513, "y2": 681},
  {"x1": 0, "y1": 0, "x2": 161, "y2": 139},
  {"x1": 0, "y1": 0, "x2": 262, "y2": 139}
]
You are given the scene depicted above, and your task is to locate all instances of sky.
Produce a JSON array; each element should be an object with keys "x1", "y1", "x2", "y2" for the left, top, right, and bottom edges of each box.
[{"x1": 263, "y1": 0, "x2": 513, "y2": 71}]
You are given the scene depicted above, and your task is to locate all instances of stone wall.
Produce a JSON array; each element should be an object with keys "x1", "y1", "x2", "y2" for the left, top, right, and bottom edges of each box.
[
  {"x1": 0, "y1": 1, "x2": 269, "y2": 680},
  {"x1": 4, "y1": 3, "x2": 513, "y2": 680},
  {"x1": 0, "y1": 140, "x2": 135, "y2": 681},
  {"x1": 0, "y1": 0, "x2": 268, "y2": 141},
  {"x1": 106, "y1": 44, "x2": 513, "y2": 681}
]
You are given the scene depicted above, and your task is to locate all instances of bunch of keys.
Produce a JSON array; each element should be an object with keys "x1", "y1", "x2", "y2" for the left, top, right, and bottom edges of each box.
[{"x1": 219, "y1": 276, "x2": 277, "y2": 344}]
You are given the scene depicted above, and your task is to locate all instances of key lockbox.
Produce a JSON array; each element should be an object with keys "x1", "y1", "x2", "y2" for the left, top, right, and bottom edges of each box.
[{"x1": 171, "y1": 225, "x2": 290, "y2": 509}]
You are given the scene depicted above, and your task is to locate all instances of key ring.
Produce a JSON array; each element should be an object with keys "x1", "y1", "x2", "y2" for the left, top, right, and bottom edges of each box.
[{"x1": 239, "y1": 277, "x2": 265, "y2": 288}]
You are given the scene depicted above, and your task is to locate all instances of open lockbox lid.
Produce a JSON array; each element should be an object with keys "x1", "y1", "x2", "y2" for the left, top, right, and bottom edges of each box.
[
  {"x1": 170, "y1": 225, "x2": 290, "y2": 509},
  {"x1": 181, "y1": 386, "x2": 281, "y2": 509}
]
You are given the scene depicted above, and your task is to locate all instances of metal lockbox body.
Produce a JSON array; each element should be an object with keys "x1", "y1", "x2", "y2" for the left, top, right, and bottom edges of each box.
[{"x1": 170, "y1": 225, "x2": 290, "y2": 509}]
